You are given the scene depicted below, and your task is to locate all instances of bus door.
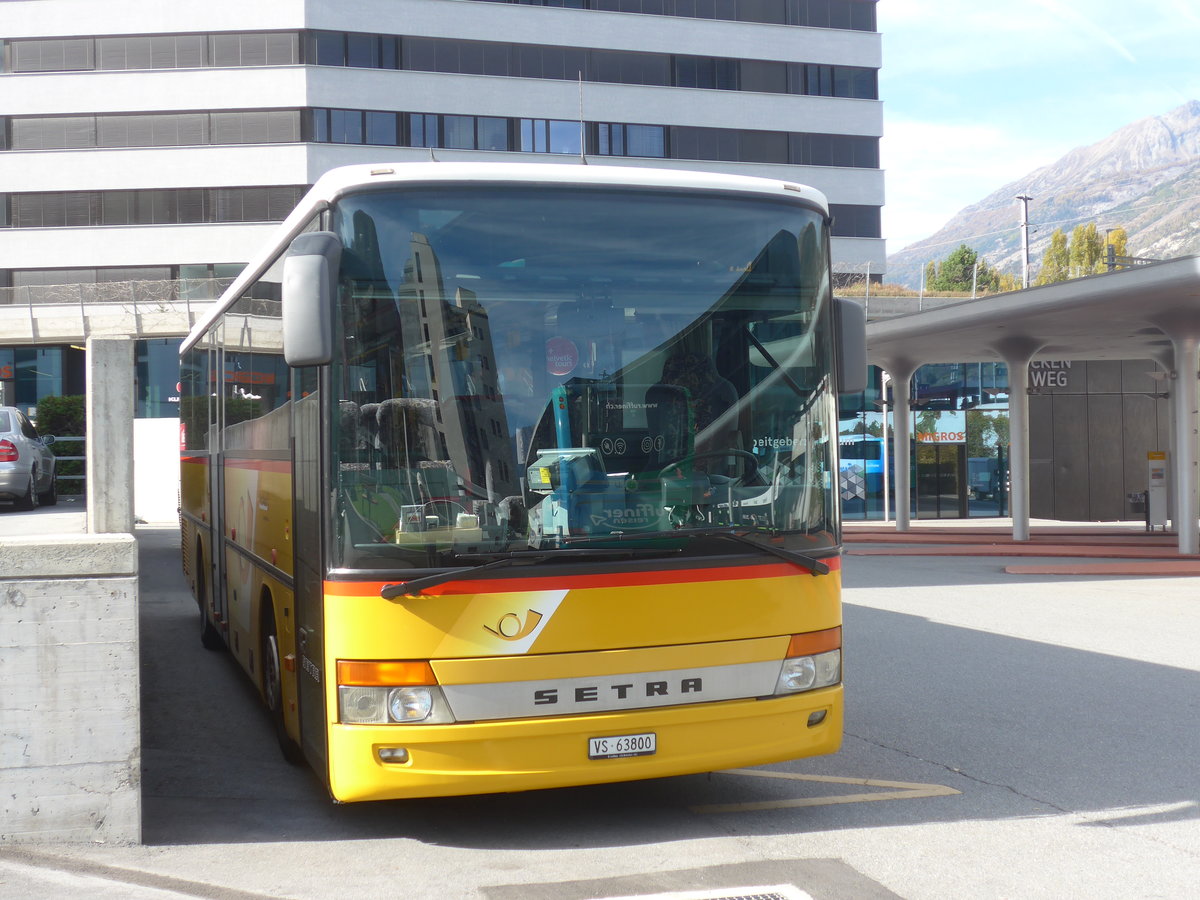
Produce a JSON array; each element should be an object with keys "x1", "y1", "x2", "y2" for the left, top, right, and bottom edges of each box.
[
  {"x1": 291, "y1": 365, "x2": 328, "y2": 768},
  {"x1": 208, "y1": 339, "x2": 229, "y2": 638}
]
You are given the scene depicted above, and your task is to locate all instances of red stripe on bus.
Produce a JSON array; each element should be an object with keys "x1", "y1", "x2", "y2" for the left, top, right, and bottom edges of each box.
[{"x1": 326, "y1": 557, "x2": 839, "y2": 597}]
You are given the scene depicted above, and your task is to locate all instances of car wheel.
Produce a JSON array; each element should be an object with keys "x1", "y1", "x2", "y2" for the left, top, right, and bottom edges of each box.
[
  {"x1": 38, "y1": 471, "x2": 58, "y2": 507},
  {"x1": 14, "y1": 468, "x2": 38, "y2": 511}
]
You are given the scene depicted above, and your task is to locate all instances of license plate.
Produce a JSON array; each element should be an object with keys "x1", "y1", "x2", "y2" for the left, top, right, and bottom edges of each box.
[{"x1": 588, "y1": 732, "x2": 656, "y2": 759}]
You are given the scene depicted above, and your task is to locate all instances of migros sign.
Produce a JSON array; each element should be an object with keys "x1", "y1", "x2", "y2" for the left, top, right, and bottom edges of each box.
[{"x1": 916, "y1": 430, "x2": 966, "y2": 443}]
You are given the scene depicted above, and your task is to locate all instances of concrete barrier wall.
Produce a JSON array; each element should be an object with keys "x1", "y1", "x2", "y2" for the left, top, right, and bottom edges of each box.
[{"x1": 0, "y1": 534, "x2": 140, "y2": 844}]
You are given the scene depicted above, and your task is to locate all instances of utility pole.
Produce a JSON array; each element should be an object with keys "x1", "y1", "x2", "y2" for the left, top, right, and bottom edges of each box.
[{"x1": 1015, "y1": 194, "x2": 1032, "y2": 288}]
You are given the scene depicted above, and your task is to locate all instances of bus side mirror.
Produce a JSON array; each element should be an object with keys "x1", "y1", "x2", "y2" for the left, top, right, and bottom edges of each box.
[
  {"x1": 283, "y1": 231, "x2": 341, "y2": 367},
  {"x1": 834, "y1": 296, "x2": 867, "y2": 395}
]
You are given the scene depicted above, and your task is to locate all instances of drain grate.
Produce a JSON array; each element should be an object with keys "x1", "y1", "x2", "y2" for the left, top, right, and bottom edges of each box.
[{"x1": 593, "y1": 885, "x2": 812, "y2": 900}]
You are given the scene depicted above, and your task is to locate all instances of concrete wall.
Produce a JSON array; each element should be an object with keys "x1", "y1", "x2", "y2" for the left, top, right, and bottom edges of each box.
[
  {"x1": 0, "y1": 534, "x2": 141, "y2": 844},
  {"x1": 1029, "y1": 360, "x2": 1170, "y2": 521}
]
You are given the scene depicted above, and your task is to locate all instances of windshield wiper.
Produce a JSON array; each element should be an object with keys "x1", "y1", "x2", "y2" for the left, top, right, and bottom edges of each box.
[
  {"x1": 564, "y1": 527, "x2": 831, "y2": 576},
  {"x1": 380, "y1": 547, "x2": 678, "y2": 599}
]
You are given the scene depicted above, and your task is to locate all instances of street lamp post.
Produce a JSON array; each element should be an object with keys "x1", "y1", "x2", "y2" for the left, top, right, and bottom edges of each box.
[{"x1": 1016, "y1": 195, "x2": 1033, "y2": 288}]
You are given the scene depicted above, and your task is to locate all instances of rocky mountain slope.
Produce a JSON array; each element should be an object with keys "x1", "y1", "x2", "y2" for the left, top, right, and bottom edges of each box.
[{"x1": 886, "y1": 100, "x2": 1200, "y2": 288}]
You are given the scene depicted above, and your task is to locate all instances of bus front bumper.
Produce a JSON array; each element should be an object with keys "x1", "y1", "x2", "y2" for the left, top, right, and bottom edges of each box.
[{"x1": 326, "y1": 686, "x2": 842, "y2": 802}]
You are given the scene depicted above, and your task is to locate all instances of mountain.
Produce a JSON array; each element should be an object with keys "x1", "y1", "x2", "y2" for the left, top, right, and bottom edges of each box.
[{"x1": 886, "y1": 100, "x2": 1200, "y2": 289}]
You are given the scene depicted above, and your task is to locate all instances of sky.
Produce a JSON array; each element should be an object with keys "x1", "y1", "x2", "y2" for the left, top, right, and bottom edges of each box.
[{"x1": 878, "y1": 0, "x2": 1200, "y2": 253}]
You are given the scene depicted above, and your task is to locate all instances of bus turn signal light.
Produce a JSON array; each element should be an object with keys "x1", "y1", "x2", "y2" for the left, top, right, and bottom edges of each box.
[
  {"x1": 337, "y1": 660, "x2": 437, "y2": 686},
  {"x1": 786, "y1": 626, "x2": 841, "y2": 658}
]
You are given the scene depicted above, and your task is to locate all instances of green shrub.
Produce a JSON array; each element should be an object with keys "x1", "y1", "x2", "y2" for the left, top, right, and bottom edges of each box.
[{"x1": 35, "y1": 395, "x2": 85, "y2": 495}]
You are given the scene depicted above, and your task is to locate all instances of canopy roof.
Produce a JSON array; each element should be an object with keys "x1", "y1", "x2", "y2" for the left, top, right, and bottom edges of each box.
[{"x1": 867, "y1": 255, "x2": 1200, "y2": 370}]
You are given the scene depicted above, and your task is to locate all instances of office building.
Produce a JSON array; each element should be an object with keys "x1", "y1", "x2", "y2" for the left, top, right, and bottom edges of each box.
[{"x1": 1, "y1": 0, "x2": 882, "y2": 511}]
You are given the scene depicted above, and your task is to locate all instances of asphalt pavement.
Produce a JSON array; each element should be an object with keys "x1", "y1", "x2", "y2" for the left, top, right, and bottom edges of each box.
[{"x1": 1, "y1": 514, "x2": 1197, "y2": 899}]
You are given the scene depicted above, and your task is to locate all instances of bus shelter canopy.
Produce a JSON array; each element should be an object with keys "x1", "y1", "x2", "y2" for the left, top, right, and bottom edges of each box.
[{"x1": 864, "y1": 255, "x2": 1200, "y2": 554}]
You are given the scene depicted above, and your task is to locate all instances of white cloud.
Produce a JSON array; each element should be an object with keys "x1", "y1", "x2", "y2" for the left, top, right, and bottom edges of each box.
[
  {"x1": 877, "y1": 0, "x2": 1200, "y2": 253},
  {"x1": 881, "y1": 119, "x2": 1072, "y2": 251}
]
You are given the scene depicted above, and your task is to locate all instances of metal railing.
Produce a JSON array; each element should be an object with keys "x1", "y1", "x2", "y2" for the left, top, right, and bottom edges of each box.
[
  {"x1": 0, "y1": 278, "x2": 235, "y2": 309},
  {"x1": 51, "y1": 436, "x2": 86, "y2": 494}
]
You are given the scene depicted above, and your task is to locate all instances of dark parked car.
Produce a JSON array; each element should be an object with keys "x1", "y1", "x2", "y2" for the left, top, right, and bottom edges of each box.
[{"x1": 0, "y1": 406, "x2": 58, "y2": 509}]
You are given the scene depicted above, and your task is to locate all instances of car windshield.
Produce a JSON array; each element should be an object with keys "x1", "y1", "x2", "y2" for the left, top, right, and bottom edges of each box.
[{"x1": 327, "y1": 184, "x2": 837, "y2": 572}]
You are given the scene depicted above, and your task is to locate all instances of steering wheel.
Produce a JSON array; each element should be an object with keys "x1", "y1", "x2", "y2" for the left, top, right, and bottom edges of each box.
[{"x1": 658, "y1": 449, "x2": 759, "y2": 485}]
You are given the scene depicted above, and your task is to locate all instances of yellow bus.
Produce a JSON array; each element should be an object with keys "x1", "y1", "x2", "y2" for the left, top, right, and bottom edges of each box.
[{"x1": 179, "y1": 162, "x2": 866, "y2": 802}]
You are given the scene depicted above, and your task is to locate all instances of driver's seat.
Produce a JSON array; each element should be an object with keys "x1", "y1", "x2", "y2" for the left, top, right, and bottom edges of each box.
[{"x1": 646, "y1": 349, "x2": 739, "y2": 476}]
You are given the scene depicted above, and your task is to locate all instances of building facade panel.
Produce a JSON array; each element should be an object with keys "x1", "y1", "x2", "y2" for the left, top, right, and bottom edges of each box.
[
  {"x1": 0, "y1": 223, "x2": 280, "y2": 270},
  {"x1": 5, "y1": 0, "x2": 308, "y2": 38},
  {"x1": 320, "y1": 0, "x2": 883, "y2": 66},
  {"x1": 305, "y1": 68, "x2": 882, "y2": 133},
  {"x1": 2, "y1": 67, "x2": 310, "y2": 117},
  {"x1": 0, "y1": 146, "x2": 313, "y2": 192}
]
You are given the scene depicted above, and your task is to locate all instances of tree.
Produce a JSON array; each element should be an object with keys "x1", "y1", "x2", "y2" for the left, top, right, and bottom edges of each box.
[
  {"x1": 1069, "y1": 222, "x2": 1104, "y2": 277},
  {"x1": 995, "y1": 272, "x2": 1022, "y2": 292},
  {"x1": 1035, "y1": 228, "x2": 1070, "y2": 285},
  {"x1": 1036, "y1": 222, "x2": 1129, "y2": 283},
  {"x1": 928, "y1": 244, "x2": 1002, "y2": 293}
]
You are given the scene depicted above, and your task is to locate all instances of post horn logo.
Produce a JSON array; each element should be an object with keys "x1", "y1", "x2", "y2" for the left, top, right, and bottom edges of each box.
[{"x1": 484, "y1": 609, "x2": 543, "y2": 641}]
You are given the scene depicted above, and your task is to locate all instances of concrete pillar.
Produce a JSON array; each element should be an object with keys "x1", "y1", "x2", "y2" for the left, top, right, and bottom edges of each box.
[
  {"x1": 1149, "y1": 312, "x2": 1200, "y2": 555},
  {"x1": 86, "y1": 337, "x2": 135, "y2": 534},
  {"x1": 1169, "y1": 336, "x2": 1199, "y2": 554},
  {"x1": 880, "y1": 360, "x2": 918, "y2": 531},
  {"x1": 994, "y1": 338, "x2": 1043, "y2": 543}
]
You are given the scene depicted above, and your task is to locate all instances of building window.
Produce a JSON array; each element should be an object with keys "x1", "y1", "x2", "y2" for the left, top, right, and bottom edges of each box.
[
  {"x1": 462, "y1": 0, "x2": 877, "y2": 32},
  {"x1": 520, "y1": 119, "x2": 582, "y2": 154},
  {"x1": 328, "y1": 109, "x2": 364, "y2": 144},
  {"x1": 409, "y1": 113, "x2": 440, "y2": 148},
  {"x1": 1, "y1": 106, "x2": 876, "y2": 169},
  {"x1": 5, "y1": 30, "x2": 878, "y2": 100},
  {"x1": 9, "y1": 38, "x2": 94, "y2": 72},
  {"x1": 829, "y1": 203, "x2": 881, "y2": 239},
  {"x1": 365, "y1": 111, "x2": 398, "y2": 146},
  {"x1": 7, "y1": 186, "x2": 306, "y2": 228}
]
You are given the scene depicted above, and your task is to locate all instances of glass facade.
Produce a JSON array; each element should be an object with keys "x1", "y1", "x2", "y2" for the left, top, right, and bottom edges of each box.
[
  {"x1": 838, "y1": 363, "x2": 1011, "y2": 519},
  {"x1": 0, "y1": 346, "x2": 86, "y2": 416},
  {"x1": 0, "y1": 340, "x2": 183, "y2": 420}
]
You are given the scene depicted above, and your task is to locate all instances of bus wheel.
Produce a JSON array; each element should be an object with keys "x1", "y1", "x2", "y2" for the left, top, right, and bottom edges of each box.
[
  {"x1": 197, "y1": 547, "x2": 224, "y2": 651},
  {"x1": 262, "y1": 603, "x2": 305, "y2": 765}
]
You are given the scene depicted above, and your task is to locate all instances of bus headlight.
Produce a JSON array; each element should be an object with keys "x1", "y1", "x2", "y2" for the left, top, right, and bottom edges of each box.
[
  {"x1": 774, "y1": 627, "x2": 842, "y2": 695},
  {"x1": 389, "y1": 686, "x2": 433, "y2": 722},
  {"x1": 337, "y1": 684, "x2": 455, "y2": 724},
  {"x1": 775, "y1": 650, "x2": 840, "y2": 694},
  {"x1": 336, "y1": 660, "x2": 456, "y2": 724}
]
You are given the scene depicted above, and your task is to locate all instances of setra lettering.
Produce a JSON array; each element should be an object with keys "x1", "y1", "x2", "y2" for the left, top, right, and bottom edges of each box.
[{"x1": 532, "y1": 677, "x2": 704, "y2": 705}]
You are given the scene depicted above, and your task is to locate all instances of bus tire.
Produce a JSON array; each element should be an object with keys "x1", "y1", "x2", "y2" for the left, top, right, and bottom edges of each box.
[
  {"x1": 197, "y1": 545, "x2": 224, "y2": 651},
  {"x1": 261, "y1": 600, "x2": 305, "y2": 766}
]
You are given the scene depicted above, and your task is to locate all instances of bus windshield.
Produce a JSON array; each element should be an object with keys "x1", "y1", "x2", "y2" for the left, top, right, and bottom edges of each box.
[{"x1": 328, "y1": 184, "x2": 837, "y2": 571}]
